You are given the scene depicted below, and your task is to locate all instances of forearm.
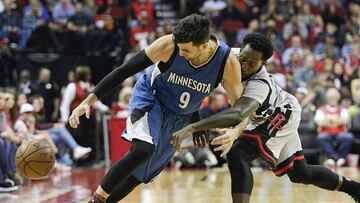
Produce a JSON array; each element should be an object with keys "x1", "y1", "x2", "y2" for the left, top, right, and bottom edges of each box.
[
  {"x1": 191, "y1": 108, "x2": 243, "y2": 131},
  {"x1": 190, "y1": 97, "x2": 259, "y2": 132}
]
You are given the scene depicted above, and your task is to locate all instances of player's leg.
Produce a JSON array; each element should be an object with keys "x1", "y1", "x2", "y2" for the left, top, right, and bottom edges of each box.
[
  {"x1": 226, "y1": 139, "x2": 260, "y2": 203},
  {"x1": 287, "y1": 159, "x2": 360, "y2": 200},
  {"x1": 90, "y1": 138, "x2": 154, "y2": 202},
  {"x1": 106, "y1": 175, "x2": 141, "y2": 203}
]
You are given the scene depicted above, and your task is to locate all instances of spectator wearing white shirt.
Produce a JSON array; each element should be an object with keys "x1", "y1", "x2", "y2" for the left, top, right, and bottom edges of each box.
[
  {"x1": 314, "y1": 88, "x2": 353, "y2": 168},
  {"x1": 60, "y1": 66, "x2": 108, "y2": 163}
]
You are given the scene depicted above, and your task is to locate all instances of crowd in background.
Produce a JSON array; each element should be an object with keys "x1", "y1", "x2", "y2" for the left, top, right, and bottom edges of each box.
[{"x1": 0, "y1": 0, "x2": 359, "y2": 193}]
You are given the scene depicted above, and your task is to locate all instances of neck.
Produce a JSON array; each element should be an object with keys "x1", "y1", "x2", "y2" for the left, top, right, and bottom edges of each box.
[{"x1": 189, "y1": 39, "x2": 217, "y2": 66}]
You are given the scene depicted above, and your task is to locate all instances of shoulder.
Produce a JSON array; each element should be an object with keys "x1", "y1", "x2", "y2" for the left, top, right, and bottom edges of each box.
[
  {"x1": 145, "y1": 34, "x2": 176, "y2": 62},
  {"x1": 224, "y1": 51, "x2": 240, "y2": 73}
]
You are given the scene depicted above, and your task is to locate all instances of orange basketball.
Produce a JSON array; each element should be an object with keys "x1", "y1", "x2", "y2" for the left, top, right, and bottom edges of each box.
[{"x1": 15, "y1": 139, "x2": 56, "y2": 180}]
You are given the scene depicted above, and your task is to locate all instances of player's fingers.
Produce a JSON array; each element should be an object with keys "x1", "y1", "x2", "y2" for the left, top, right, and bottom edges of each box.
[
  {"x1": 211, "y1": 135, "x2": 230, "y2": 145},
  {"x1": 194, "y1": 137, "x2": 200, "y2": 148},
  {"x1": 200, "y1": 135, "x2": 206, "y2": 148},
  {"x1": 220, "y1": 147, "x2": 230, "y2": 157},
  {"x1": 175, "y1": 137, "x2": 182, "y2": 151},
  {"x1": 196, "y1": 137, "x2": 204, "y2": 148},
  {"x1": 214, "y1": 144, "x2": 226, "y2": 152},
  {"x1": 211, "y1": 135, "x2": 226, "y2": 145},
  {"x1": 85, "y1": 105, "x2": 91, "y2": 119},
  {"x1": 74, "y1": 111, "x2": 80, "y2": 126},
  {"x1": 69, "y1": 114, "x2": 78, "y2": 128}
]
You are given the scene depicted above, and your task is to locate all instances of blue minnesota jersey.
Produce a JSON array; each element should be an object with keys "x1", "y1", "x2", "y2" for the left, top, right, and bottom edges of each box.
[{"x1": 130, "y1": 36, "x2": 230, "y2": 115}]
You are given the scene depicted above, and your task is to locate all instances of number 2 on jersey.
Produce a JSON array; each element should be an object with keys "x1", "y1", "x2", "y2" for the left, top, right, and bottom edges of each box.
[{"x1": 179, "y1": 92, "x2": 190, "y2": 109}]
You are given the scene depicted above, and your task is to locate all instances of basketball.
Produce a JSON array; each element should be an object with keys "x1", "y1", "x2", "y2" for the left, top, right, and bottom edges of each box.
[{"x1": 15, "y1": 139, "x2": 56, "y2": 180}]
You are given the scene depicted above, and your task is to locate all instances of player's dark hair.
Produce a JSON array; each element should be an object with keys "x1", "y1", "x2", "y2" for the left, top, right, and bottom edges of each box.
[
  {"x1": 172, "y1": 14, "x2": 211, "y2": 46},
  {"x1": 243, "y1": 33, "x2": 274, "y2": 61}
]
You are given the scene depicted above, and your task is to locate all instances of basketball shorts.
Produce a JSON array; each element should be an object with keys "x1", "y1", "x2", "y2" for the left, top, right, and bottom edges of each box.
[
  {"x1": 233, "y1": 108, "x2": 304, "y2": 177},
  {"x1": 122, "y1": 98, "x2": 192, "y2": 183}
]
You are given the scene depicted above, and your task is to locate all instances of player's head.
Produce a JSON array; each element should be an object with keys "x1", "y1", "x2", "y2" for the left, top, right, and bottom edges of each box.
[
  {"x1": 173, "y1": 14, "x2": 211, "y2": 60},
  {"x1": 239, "y1": 33, "x2": 273, "y2": 79}
]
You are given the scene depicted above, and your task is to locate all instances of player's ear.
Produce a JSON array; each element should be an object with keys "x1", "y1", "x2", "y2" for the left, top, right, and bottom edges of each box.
[
  {"x1": 262, "y1": 60, "x2": 267, "y2": 67},
  {"x1": 201, "y1": 42, "x2": 209, "y2": 49}
]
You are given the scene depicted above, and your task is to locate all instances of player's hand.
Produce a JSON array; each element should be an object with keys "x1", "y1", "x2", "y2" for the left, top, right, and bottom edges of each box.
[
  {"x1": 69, "y1": 103, "x2": 91, "y2": 128},
  {"x1": 172, "y1": 125, "x2": 195, "y2": 151},
  {"x1": 211, "y1": 128, "x2": 239, "y2": 157},
  {"x1": 193, "y1": 130, "x2": 209, "y2": 148}
]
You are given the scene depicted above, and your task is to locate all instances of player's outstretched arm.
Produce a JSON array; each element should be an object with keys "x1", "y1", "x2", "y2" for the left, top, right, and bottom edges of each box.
[
  {"x1": 69, "y1": 35, "x2": 175, "y2": 128},
  {"x1": 172, "y1": 97, "x2": 260, "y2": 151}
]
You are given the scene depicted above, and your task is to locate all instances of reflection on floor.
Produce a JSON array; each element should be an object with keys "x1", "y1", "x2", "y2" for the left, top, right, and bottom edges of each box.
[{"x1": 0, "y1": 167, "x2": 358, "y2": 203}]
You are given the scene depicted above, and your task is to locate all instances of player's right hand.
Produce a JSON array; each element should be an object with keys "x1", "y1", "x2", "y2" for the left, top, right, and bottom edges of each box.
[
  {"x1": 69, "y1": 103, "x2": 91, "y2": 128},
  {"x1": 211, "y1": 128, "x2": 238, "y2": 157}
]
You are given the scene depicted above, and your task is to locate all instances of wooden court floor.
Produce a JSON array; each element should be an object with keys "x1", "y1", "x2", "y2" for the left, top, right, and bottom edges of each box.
[{"x1": 0, "y1": 167, "x2": 358, "y2": 203}]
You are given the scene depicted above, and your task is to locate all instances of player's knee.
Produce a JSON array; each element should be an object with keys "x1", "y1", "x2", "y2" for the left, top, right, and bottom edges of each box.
[{"x1": 130, "y1": 139, "x2": 155, "y2": 160}]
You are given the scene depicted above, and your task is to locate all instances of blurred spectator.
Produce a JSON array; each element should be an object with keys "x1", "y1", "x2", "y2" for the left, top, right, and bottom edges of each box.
[
  {"x1": 298, "y1": 3, "x2": 316, "y2": 27},
  {"x1": 322, "y1": 4, "x2": 345, "y2": 29},
  {"x1": 0, "y1": 89, "x2": 18, "y2": 192},
  {"x1": 282, "y1": 35, "x2": 304, "y2": 66},
  {"x1": 330, "y1": 61, "x2": 350, "y2": 94},
  {"x1": 130, "y1": 0, "x2": 156, "y2": 28},
  {"x1": 200, "y1": 0, "x2": 227, "y2": 19},
  {"x1": 0, "y1": 0, "x2": 21, "y2": 43},
  {"x1": 266, "y1": 56, "x2": 287, "y2": 90},
  {"x1": 350, "y1": 68, "x2": 360, "y2": 99},
  {"x1": 89, "y1": 5, "x2": 114, "y2": 55},
  {"x1": 314, "y1": 88, "x2": 353, "y2": 168},
  {"x1": 129, "y1": 15, "x2": 154, "y2": 49},
  {"x1": 36, "y1": 67, "x2": 60, "y2": 122},
  {"x1": 51, "y1": 0, "x2": 75, "y2": 28},
  {"x1": 283, "y1": 15, "x2": 308, "y2": 42},
  {"x1": 67, "y1": 1, "x2": 93, "y2": 53},
  {"x1": 349, "y1": 94, "x2": 360, "y2": 154},
  {"x1": 236, "y1": 19, "x2": 259, "y2": 46},
  {"x1": 111, "y1": 86, "x2": 132, "y2": 118},
  {"x1": 18, "y1": 0, "x2": 51, "y2": 51},
  {"x1": 83, "y1": 0, "x2": 98, "y2": 19},
  {"x1": 60, "y1": 66, "x2": 108, "y2": 162},
  {"x1": 294, "y1": 54, "x2": 317, "y2": 88},
  {"x1": 314, "y1": 33, "x2": 341, "y2": 60},
  {"x1": 16, "y1": 69, "x2": 38, "y2": 97},
  {"x1": 60, "y1": 66, "x2": 108, "y2": 122},
  {"x1": 262, "y1": 19, "x2": 285, "y2": 53}
]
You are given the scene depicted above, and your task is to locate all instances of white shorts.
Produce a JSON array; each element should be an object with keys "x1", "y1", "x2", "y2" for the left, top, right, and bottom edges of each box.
[{"x1": 239, "y1": 110, "x2": 304, "y2": 176}]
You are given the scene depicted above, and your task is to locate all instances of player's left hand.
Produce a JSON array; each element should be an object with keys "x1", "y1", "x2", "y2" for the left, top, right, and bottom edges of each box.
[
  {"x1": 211, "y1": 128, "x2": 239, "y2": 157},
  {"x1": 172, "y1": 125, "x2": 195, "y2": 151},
  {"x1": 193, "y1": 130, "x2": 209, "y2": 148}
]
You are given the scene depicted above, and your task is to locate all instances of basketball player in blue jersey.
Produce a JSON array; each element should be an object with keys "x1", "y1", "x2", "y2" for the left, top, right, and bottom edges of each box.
[
  {"x1": 173, "y1": 33, "x2": 360, "y2": 203},
  {"x1": 69, "y1": 14, "x2": 243, "y2": 203}
]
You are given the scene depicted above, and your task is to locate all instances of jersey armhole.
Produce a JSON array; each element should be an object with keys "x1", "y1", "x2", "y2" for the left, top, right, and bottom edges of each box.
[
  {"x1": 250, "y1": 79, "x2": 272, "y2": 115},
  {"x1": 158, "y1": 45, "x2": 178, "y2": 73}
]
